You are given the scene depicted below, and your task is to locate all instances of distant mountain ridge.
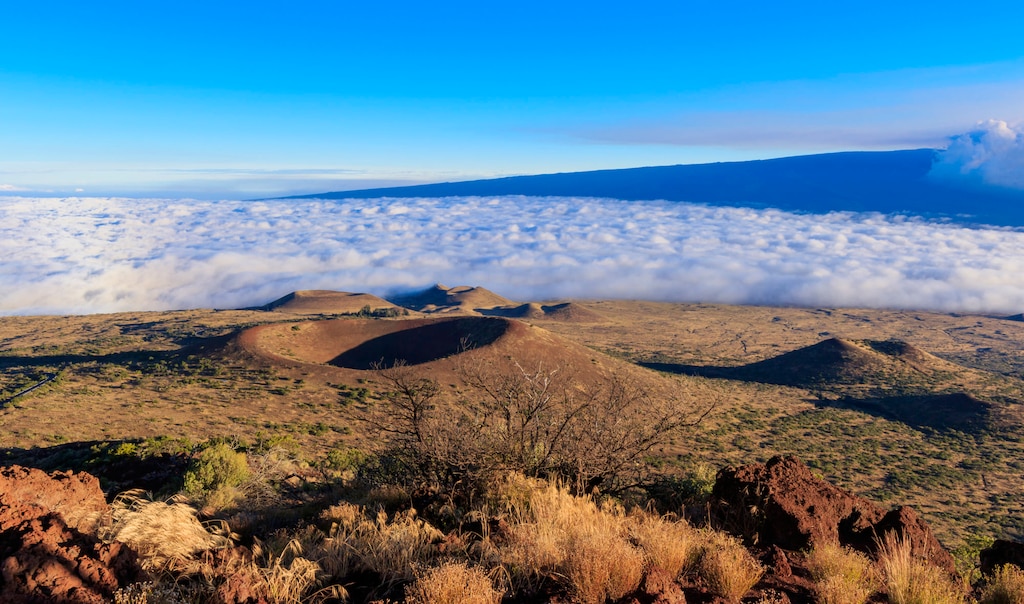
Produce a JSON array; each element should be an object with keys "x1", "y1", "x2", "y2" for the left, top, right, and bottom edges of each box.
[{"x1": 286, "y1": 149, "x2": 1024, "y2": 226}]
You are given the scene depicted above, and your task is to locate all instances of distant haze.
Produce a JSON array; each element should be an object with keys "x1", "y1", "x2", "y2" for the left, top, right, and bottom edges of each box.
[{"x1": 2, "y1": 195, "x2": 1023, "y2": 316}]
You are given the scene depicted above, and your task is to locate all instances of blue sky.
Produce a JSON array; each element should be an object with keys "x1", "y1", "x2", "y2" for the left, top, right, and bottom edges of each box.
[{"x1": 2, "y1": 1, "x2": 1024, "y2": 199}]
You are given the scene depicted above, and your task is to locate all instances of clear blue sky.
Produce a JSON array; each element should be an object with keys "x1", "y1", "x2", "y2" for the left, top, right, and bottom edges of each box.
[{"x1": 2, "y1": 1, "x2": 1023, "y2": 199}]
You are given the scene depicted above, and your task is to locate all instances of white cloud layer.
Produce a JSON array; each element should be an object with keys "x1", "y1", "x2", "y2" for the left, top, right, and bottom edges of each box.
[
  {"x1": 2, "y1": 195, "x2": 1024, "y2": 316},
  {"x1": 933, "y1": 120, "x2": 1024, "y2": 189}
]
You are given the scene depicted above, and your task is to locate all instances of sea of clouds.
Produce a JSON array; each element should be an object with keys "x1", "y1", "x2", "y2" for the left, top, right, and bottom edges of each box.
[{"x1": 2, "y1": 194, "x2": 1024, "y2": 316}]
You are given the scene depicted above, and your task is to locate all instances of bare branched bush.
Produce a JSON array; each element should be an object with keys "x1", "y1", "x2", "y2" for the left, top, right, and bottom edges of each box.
[
  {"x1": 806, "y1": 542, "x2": 878, "y2": 604},
  {"x1": 405, "y1": 562, "x2": 504, "y2": 604},
  {"x1": 875, "y1": 532, "x2": 965, "y2": 604},
  {"x1": 368, "y1": 355, "x2": 712, "y2": 498}
]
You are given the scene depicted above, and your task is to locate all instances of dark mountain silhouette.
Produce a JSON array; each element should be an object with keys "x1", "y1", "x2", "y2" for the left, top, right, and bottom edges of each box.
[{"x1": 285, "y1": 149, "x2": 1024, "y2": 226}]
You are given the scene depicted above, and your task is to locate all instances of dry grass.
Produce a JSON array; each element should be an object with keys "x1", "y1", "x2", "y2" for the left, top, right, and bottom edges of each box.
[
  {"x1": 316, "y1": 502, "x2": 444, "y2": 587},
  {"x1": 806, "y1": 542, "x2": 878, "y2": 604},
  {"x1": 499, "y1": 476, "x2": 644, "y2": 603},
  {"x1": 98, "y1": 490, "x2": 231, "y2": 571},
  {"x1": 405, "y1": 562, "x2": 504, "y2": 604},
  {"x1": 627, "y1": 512, "x2": 701, "y2": 577},
  {"x1": 875, "y1": 532, "x2": 965, "y2": 604},
  {"x1": 698, "y1": 530, "x2": 764, "y2": 602},
  {"x1": 980, "y1": 564, "x2": 1024, "y2": 604},
  {"x1": 247, "y1": 537, "x2": 323, "y2": 604}
]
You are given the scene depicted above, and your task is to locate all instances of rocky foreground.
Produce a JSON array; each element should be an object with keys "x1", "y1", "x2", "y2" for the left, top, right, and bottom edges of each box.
[{"x1": 1, "y1": 457, "x2": 1022, "y2": 603}]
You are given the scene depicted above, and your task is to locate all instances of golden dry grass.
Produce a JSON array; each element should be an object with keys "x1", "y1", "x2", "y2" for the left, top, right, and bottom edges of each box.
[
  {"x1": 98, "y1": 490, "x2": 231, "y2": 570},
  {"x1": 980, "y1": 564, "x2": 1024, "y2": 604},
  {"x1": 405, "y1": 562, "x2": 504, "y2": 604},
  {"x1": 498, "y1": 476, "x2": 644, "y2": 603},
  {"x1": 316, "y1": 502, "x2": 444, "y2": 586},
  {"x1": 627, "y1": 512, "x2": 701, "y2": 578},
  {"x1": 875, "y1": 532, "x2": 965, "y2": 604},
  {"x1": 698, "y1": 530, "x2": 764, "y2": 602},
  {"x1": 806, "y1": 542, "x2": 878, "y2": 604}
]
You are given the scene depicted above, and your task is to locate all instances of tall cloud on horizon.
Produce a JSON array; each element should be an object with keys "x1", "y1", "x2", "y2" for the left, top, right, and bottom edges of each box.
[
  {"x1": 932, "y1": 120, "x2": 1024, "y2": 189},
  {"x1": 2, "y1": 195, "x2": 1024, "y2": 316}
]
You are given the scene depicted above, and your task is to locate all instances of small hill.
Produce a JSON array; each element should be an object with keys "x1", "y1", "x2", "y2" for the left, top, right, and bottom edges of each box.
[
  {"x1": 481, "y1": 302, "x2": 605, "y2": 322},
  {"x1": 539, "y1": 302, "x2": 605, "y2": 322},
  {"x1": 731, "y1": 337, "x2": 962, "y2": 388},
  {"x1": 480, "y1": 303, "x2": 547, "y2": 319},
  {"x1": 256, "y1": 290, "x2": 400, "y2": 315},
  {"x1": 226, "y1": 315, "x2": 682, "y2": 402},
  {"x1": 389, "y1": 284, "x2": 515, "y2": 313}
]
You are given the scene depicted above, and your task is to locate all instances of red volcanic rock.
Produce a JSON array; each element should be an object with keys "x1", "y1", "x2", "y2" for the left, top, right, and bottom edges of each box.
[
  {"x1": 0, "y1": 466, "x2": 108, "y2": 533},
  {"x1": 710, "y1": 456, "x2": 955, "y2": 574},
  {"x1": 636, "y1": 565, "x2": 687, "y2": 604},
  {"x1": 0, "y1": 465, "x2": 145, "y2": 603},
  {"x1": 199, "y1": 547, "x2": 270, "y2": 604},
  {"x1": 980, "y1": 539, "x2": 1024, "y2": 576}
]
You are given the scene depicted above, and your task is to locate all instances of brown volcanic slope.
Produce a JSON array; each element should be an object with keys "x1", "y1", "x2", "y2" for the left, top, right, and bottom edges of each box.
[
  {"x1": 229, "y1": 315, "x2": 680, "y2": 395},
  {"x1": 258, "y1": 290, "x2": 399, "y2": 315},
  {"x1": 389, "y1": 284, "x2": 515, "y2": 313}
]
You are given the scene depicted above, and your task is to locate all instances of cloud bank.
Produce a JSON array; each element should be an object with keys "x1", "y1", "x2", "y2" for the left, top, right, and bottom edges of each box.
[
  {"x1": 2, "y1": 195, "x2": 1024, "y2": 316},
  {"x1": 933, "y1": 120, "x2": 1024, "y2": 189}
]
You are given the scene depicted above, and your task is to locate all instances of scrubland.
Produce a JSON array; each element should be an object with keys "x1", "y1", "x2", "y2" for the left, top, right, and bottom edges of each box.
[{"x1": 2, "y1": 296, "x2": 1024, "y2": 602}]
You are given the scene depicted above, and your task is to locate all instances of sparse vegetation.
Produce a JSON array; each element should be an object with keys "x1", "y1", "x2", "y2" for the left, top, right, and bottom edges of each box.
[{"x1": 3, "y1": 297, "x2": 1024, "y2": 603}]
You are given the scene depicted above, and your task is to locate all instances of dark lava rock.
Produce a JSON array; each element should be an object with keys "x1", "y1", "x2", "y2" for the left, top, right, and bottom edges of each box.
[{"x1": 710, "y1": 455, "x2": 956, "y2": 574}]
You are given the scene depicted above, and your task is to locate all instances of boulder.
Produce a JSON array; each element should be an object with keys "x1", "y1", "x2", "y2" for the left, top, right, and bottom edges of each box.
[
  {"x1": 980, "y1": 539, "x2": 1024, "y2": 576},
  {"x1": 0, "y1": 466, "x2": 108, "y2": 533},
  {"x1": 710, "y1": 456, "x2": 955, "y2": 574},
  {"x1": 0, "y1": 465, "x2": 146, "y2": 603}
]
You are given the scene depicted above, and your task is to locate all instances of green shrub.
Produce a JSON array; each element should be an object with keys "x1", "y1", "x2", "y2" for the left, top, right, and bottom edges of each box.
[
  {"x1": 319, "y1": 447, "x2": 368, "y2": 479},
  {"x1": 183, "y1": 443, "x2": 250, "y2": 510}
]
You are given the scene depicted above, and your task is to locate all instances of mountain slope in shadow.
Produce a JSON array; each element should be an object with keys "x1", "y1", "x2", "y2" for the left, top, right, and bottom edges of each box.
[{"x1": 287, "y1": 150, "x2": 1024, "y2": 226}]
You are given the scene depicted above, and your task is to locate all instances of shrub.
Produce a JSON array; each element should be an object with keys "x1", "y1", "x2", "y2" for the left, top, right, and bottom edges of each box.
[
  {"x1": 369, "y1": 357, "x2": 712, "y2": 499},
  {"x1": 980, "y1": 564, "x2": 1024, "y2": 604},
  {"x1": 806, "y1": 542, "x2": 878, "y2": 604},
  {"x1": 405, "y1": 562, "x2": 504, "y2": 604},
  {"x1": 182, "y1": 443, "x2": 250, "y2": 511},
  {"x1": 875, "y1": 531, "x2": 964, "y2": 604},
  {"x1": 698, "y1": 530, "x2": 764, "y2": 602}
]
